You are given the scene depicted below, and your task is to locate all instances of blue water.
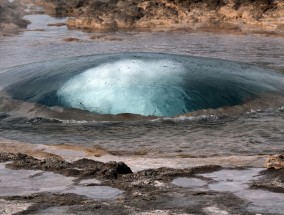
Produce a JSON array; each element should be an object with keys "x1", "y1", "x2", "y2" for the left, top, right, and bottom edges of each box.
[
  {"x1": 0, "y1": 13, "x2": 283, "y2": 158},
  {"x1": 1, "y1": 53, "x2": 283, "y2": 117}
]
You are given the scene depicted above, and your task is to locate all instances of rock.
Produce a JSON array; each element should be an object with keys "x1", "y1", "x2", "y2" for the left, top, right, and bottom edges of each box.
[
  {"x1": 47, "y1": 22, "x2": 66, "y2": 27},
  {"x1": 110, "y1": 161, "x2": 133, "y2": 175},
  {"x1": 1, "y1": 153, "x2": 133, "y2": 180},
  {"x1": 0, "y1": 153, "x2": 31, "y2": 162},
  {"x1": 265, "y1": 154, "x2": 284, "y2": 169},
  {"x1": 0, "y1": 0, "x2": 30, "y2": 37},
  {"x1": 251, "y1": 165, "x2": 284, "y2": 193},
  {"x1": 90, "y1": 34, "x2": 123, "y2": 41},
  {"x1": 35, "y1": 0, "x2": 284, "y2": 35},
  {"x1": 63, "y1": 37, "x2": 80, "y2": 42},
  {"x1": 90, "y1": 34, "x2": 108, "y2": 40}
]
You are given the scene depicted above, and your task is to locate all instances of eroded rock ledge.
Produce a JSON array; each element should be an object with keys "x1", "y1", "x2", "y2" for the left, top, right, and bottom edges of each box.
[{"x1": 37, "y1": 0, "x2": 283, "y2": 35}]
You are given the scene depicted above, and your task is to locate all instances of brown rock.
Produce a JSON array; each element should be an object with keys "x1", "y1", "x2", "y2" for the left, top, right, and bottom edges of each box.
[
  {"x1": 47, "y1": 22, "x2": 66, "y2": 27},
  {"x1": 90, "y1": 35, "x2": 106, "y2": 40},
  {"x1": 265, "y1": 154, "x2": 284, "y2": 169},
  {"x1": 33, "y1": 0, "x2": 284, "y2": 35},
  {"x1": 63, "y1": 37, "x2": 80, "y2": 42}
]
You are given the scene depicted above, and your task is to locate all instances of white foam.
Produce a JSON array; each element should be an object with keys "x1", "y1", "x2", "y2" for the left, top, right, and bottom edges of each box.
[{"x1": 57, "y1": 59, "x2": 187, "y2": 116}]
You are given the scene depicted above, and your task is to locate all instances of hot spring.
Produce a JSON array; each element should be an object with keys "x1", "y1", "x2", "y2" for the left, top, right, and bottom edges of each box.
[
  {"x1": 0, "y1": 11, "x2": 284, "y2": 214},
  {"x1": 1, "y1": 53, "x2": 283, "y2": 118},
  {"x1": 0, "y1": 17, "x2": 284, "y2": 159}
]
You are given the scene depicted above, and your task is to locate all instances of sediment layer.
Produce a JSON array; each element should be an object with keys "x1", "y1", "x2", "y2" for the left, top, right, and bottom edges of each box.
[{"x1": 37, "y1": 0, "x2": 284, "y2": 35}]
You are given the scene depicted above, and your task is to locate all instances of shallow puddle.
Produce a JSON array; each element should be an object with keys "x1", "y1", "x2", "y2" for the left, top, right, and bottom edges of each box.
[
  {"x1": 172, "y1": 168, "x2": 284, "y2": 215},
  {"x1": 62, "y1": 186, "x2": 123, "y2": 199},
  {"x1": 172, "y1": 177, "x2": 207, "y2": 188},
  {"x1": 202, "y1": 168, "x2": 262, "y2": 192},
  {"x1": 79, "y1": 178, "x2": 101, "y2": 185},
  {"x1": 0, "y1": 164, "x2": 73, "y2": 196},
  {"x1": 0, "y1": 164, "x2": 122, "y2": 199},
  {"x1": 30, "y1": 206, "x2": 73, "y2": 215},
  {"x1": 202, "y1": 168, "x2": 284, "y2": 214}
]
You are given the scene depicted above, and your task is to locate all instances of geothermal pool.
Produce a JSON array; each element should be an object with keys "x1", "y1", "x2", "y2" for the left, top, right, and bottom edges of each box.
[
  {"x1": 0, "y1": 13, "x2": 284, "y2": 158},
  {"x1": 0, "y1": 8, "x2": 284, "y2": 215},
  {"x1": 1, "y1": 53, "x2": 283, "y2": 117}
]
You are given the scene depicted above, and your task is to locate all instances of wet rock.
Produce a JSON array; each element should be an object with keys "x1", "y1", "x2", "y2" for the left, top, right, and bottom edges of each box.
[
  {"x1": 106, "y1": 161, "x2": 133, "y2": 175},
  {"x1": 63, "y1": 37, "x2": 80, "y2": 42},
  {"x1": 1, "y1": 153, "x2": 132, "y2": 180},
  {"x1": 6, "y1": 193, "x2": 89, "y2": 206},
  {"x1": 0, "y1": 153, "x2": 31, "y2": 163},
  {"x1": 5, "y1": 155, "x2": 70, "y2": 171},
  {"x1": 72, "y1": 158, "x2": 104, "y2": 168},
  {"x1": 264, "y1": 154, "x2": 284, "y2": 169},
  {"x1": 90, "y1": 35, "x2": 123, "y2": 41},
  {"x1": 251, "y1": 168, "x2": 284, "y2": 193},
  {"x1": 47, "y1": 22, "x2": 66, "y2": 27},
  {"x1": 0, "y1": 0, "x2": 30, "y2": 36},
  {"x1": 1, "y1": 152, "x2": 219, "y2": 184},
  {"x1": 108, "y1": 165, "x2": 222, "y2": 191},
  {"x1": 1, "y1": 153, "x2": 258, "y2": 215}
]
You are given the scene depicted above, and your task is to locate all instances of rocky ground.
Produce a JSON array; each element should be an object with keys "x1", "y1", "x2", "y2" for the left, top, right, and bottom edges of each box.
[
  {"x1": 1, "y1": 0, "x2": 283, "y2": 36},
  {"x1": 0, "y1": 141, "x2": 284, "y2": 214},
  {"x1": 1, "y1": 1, "x2": 284, "y2": 214},
  {"x1": 33, "y1": 0, "x2": 284, "y2": 35},
  {"x1": 0, "y1": 0, "x2": 30, "y2": 37}
]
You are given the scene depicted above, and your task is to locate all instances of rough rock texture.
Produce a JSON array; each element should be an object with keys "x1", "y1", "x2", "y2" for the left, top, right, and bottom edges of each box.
[
  {"x1": 264, "y1": 154, "x2": 284, "y2": 169},
  {"x1": 251, "y1": 168, "x2": 284, "y2": 193},
  {"x1": 0, "y1": 0, "x2": 30, "y2": 37},
  {"x1": 2, "y1": 152, "x2": 284, "y2": 214},
  {"x1": 37, "y1": 0, "x2": 284, "y2": 34},
  {"x1": 0, "y1": 152, "x2": 133, "y2": 180}
]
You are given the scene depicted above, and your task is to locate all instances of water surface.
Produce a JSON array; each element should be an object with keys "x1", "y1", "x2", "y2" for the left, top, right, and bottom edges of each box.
[{"x1": 0, "y1": 13, "x2": 283, "y2": 158}]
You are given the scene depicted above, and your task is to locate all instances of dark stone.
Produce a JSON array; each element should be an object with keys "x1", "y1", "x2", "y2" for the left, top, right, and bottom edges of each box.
[
  {"x1": 251, "y1": 168, "x2": 284, "y2": 193},
  {"x1": 1, "y1": 152, "x2": 132, "y2": 180}
]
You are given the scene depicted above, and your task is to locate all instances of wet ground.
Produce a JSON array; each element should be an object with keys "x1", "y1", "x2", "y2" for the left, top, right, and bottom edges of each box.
[{"x1": 1, "y1": 151, "x2": 284, "y2": 215}]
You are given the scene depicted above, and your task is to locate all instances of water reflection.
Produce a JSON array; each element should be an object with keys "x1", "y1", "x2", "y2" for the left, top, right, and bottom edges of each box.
[{"x1": 0, "y1": 14, "x2": 284, "y2": 73}]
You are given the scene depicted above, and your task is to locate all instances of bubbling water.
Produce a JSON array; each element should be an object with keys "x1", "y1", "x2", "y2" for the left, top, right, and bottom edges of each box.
[
  {"x1": 1, "y1": 53, "x2": 283, "y2": 117},
  {"x1": 57, "y1": 59, "x2": 187, "y2": 116}
]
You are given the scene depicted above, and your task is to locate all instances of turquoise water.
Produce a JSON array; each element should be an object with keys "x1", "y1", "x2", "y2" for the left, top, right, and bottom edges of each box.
[
  {"x1": 2, "y1": 53, "x2": 283, "y2": 117},
  {"x1": 0, "y1": 13, "x2": 283, "y2": 157}
]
